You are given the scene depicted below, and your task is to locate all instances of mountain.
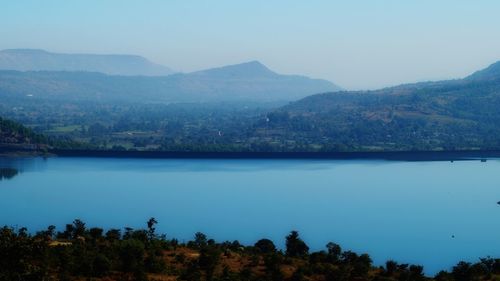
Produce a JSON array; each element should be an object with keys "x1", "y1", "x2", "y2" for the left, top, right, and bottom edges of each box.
[
  {"x1": 162, "y1": 61, "x2": 341, "y2": 101},
  {"x1": 252, "y1": 63, "x2": 500, "y2": 151},
  {"x1": 466, "y1": 61, "x2": 500, "y2": 81},
  {"x1": 0, "y1": 61, "x2": 341, "y2": 103},
  {"x1": 191, "y1": 60, "x2": 278, "y2": 78},
  {"x1": 0, "y1": 49, "x2": 174, "y2": 76}
]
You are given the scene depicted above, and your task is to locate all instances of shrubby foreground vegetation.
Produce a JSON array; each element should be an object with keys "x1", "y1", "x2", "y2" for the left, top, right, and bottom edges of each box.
[{"x1": 1, "y1": 219, "x2": 499, "y2": 281}]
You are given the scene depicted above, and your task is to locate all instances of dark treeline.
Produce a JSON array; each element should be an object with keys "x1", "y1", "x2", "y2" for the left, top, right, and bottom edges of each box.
[
  {"x1": 0, "y1": 116, "x2": 90, "y2": 152},
  {"x1": 0, "y1": 116, "x2": 48, "y2": 146},
  {"x1": 1, "y1": 219, "x2": 499, "y2": 281}
]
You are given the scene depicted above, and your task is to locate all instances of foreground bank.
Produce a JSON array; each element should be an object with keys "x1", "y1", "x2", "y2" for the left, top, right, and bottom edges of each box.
[{"x1": 1, "y1": 219, "x2": 498, "y2": 281}]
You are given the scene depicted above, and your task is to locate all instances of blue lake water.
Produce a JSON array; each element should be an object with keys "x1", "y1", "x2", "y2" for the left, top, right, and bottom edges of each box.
[{"x1": 0, "y1": 156, "x2": 499, "y2": 274}]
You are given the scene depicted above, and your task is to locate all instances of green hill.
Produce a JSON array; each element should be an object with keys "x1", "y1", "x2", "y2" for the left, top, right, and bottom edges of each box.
[
  {"x1": 0, "y1": 116, "x2": 48, "y2": 147},
  {"x1": 252, "y1": 62, "x2": 500, "y2": 151}
]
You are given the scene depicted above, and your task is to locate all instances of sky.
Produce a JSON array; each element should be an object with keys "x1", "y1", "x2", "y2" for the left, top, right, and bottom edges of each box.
[{"x1": 2, "y1": 0, "x2": 500, "y2": 90}]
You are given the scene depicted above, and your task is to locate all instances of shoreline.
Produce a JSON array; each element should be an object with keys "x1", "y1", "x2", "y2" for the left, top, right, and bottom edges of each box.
[{"x1": 1, "y1": 148, "x2": 499, "y2": 161}]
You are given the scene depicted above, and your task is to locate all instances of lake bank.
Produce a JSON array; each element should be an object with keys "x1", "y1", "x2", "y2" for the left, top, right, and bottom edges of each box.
[{"x1": 2, "y1": 146, "x2": 500, "y2": 161}]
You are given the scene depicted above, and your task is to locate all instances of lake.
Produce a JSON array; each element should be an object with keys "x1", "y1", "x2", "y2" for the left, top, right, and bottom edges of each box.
[{"x1": 0, "y1": 156, "x2": 499, "y2": 274}]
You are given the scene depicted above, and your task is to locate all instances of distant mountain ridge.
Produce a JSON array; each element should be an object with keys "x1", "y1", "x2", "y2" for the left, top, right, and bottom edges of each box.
[
  {"x1": 0, "y1": 49, "x2": 174, "y2": 76},
  {"x1": 466, "y1": 61, "x2": 500, "y2": 81},
  {"x1": 0, "y1": 60, "x2": 341, "y2": 102},
  {"x1": 191, "y1": 61, "x2": 279, "y2": 78}
]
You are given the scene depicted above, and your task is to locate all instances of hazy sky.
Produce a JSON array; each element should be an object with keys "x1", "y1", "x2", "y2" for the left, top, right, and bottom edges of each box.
[{"x1": 2, "y1": 0, "x2": 500, "y2": 90}]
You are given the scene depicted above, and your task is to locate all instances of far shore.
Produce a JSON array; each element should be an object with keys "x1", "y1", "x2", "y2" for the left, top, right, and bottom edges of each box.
[{"x1": 1, "y1": 148, "x2": 499, "y2": 161}]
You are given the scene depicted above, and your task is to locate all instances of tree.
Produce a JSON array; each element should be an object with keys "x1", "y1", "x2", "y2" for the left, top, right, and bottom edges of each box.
[
  {"x1": 452, "y1": 261, "x2": 472, "y2": 281},
  {"x1": 326, "y1": 242, "x2": 342, "y2": 262},
  {"x1": 434, "y1": 270, "x2": 453, "y2": 281},
  {"x1": 119, "y1": 239, "x2": 145, "y2": 274},
  {"x1": 285, "y1": 231, "x2": 309, "y2": 257},
  {"x1": 36, "y1": 225, "x2": 56, "y2": 240},
  {"x1": 0, "y1": 226, "x2": 48, "y2": 280},
  {"x1": 351, "y1": 253, "x2": 372, "y2": 278},
  {"x1": 385, "y1": 260, "x2": 398, "y2": 276},
  {"x1": 59, "y1": 224, "x2": 74, "y2": 240},
  {"x1": 409, "y1": 264, "x2": 424, "y2": 281},
  {"x1": 72, "y1": 219, "x2": 86, "y2": 239},
  {"x1": 89, "y1": 227, "x2": 103, "y2": 241},
  {"x1": 264, "y1": 253, "x2": 284, "y2": 281},
  {"x1": 198, "y1": 246, "x2": 221, "y2": 280},
  {"x1": 194, "y1": 232, "x2": 208, "y2": 248},
  {"x1": 254, "y1": 238, "x2": 277, "y2": 254},
  {"x1": 105, "y1": 229, "x2": 121, "y2": 241},
  {"x1": 144, "y1": 218, "x2": 165, "y2": 273},
  {"x1": 479, "y1": 257, "x2": 494, "y2": 276},
  {"x1": 46, "y1": 225, "x2": 56, "y2": 239},
  {"x1": 147, "y1": 217, "x2": 158, "y2": 241},
  {"x1": 92, "y1": 254, "x2": 111, "y2": 277}
]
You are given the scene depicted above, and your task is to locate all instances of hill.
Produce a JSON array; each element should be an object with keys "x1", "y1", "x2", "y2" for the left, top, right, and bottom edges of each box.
[
  {"x1": 0, "y1": 116, "x2": 48, "y2": 147},
  {"x1": 466, "y1": 61, "x2": 500, "y2": 81},
  {"x1": 252, "y1": 62, "x2": 500, "y2": 151},
  {"x1": 0, "y1": 61, "x2": 340, "y2": 103},
  {"x1": 0, "y1": 49, "x2": 174, "y2": 76},
  {"x1": 162, "y1": 61, "x2": 340, "y2": 101}
]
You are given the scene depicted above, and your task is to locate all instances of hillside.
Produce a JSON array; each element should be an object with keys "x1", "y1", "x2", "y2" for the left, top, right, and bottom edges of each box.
[
  {"x1": 0, "y1": 116, "x2": 48, "y2": 147},
  {"x1": 0, "y1": 61, "x2": 340, "y2": 103},
  {"x1": 163, "y1": 61, "x2": 340, "y2": 101},
  {"x1": 0, "y1": 49, "x2": 174, "y2": 76},
  {"x1": 253, "y1": 62, "x2": 500, "y2": 151},
  {"x1": 466, "y1": 61, "x2": 500, "y2": 81}
]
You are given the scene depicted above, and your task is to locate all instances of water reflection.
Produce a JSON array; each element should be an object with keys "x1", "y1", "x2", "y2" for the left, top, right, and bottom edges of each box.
[
  {"x1": 0, "y1": 156, "x2": 50, "y2": 181},
  {"x1": 0, "y1": 167, "x2": 18, "y2": 180},
  {"x1": 0, "y1": 157, "x2": 49, "y2": 180}
]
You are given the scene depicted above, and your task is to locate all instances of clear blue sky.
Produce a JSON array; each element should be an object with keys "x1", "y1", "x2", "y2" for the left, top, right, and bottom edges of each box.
[{"x1": 2, "y1": 0, "x2": 500, "y2": 89}]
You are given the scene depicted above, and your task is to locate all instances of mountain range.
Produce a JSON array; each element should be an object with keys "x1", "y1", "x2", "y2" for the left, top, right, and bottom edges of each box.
[
  {"x1": 0, "y1": 50, "x2": 341, "y2": 102},
  {"x1": 0, "y1": 49, "x2": 174, "y2": 76},
  {"x1": 3, "y1": 48, "x2": 500, "y2": 152}
]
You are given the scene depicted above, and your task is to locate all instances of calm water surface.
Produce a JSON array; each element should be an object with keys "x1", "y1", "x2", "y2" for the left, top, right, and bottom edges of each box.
[{"x1": 1, "y1": 156, "x2": 499, "y2": 274}]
